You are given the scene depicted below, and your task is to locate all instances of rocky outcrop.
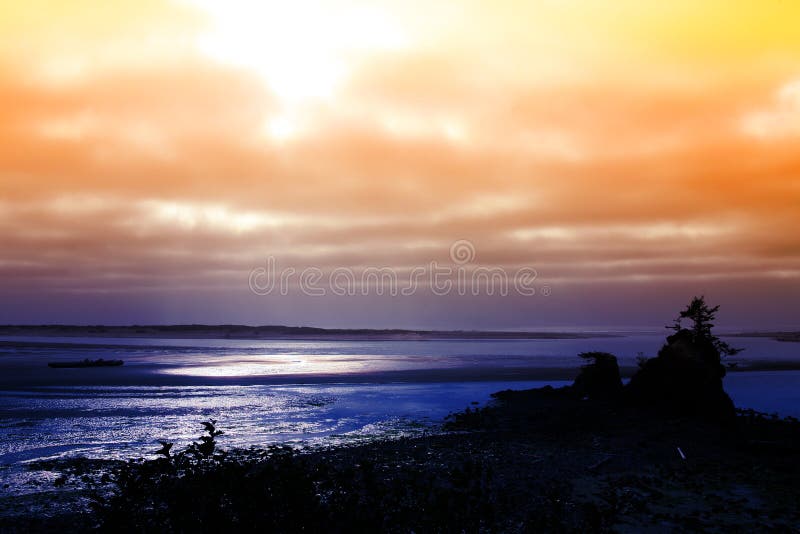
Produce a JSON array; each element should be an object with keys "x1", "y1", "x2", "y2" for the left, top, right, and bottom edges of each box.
[
  {"x1": 626, "y1": 329, "x2": 735, "y2": 420},
  {"x1": 572, "y1": 352, "x2": 623, "y2": 401}
]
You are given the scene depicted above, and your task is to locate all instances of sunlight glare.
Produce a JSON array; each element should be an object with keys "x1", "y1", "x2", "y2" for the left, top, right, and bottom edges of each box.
[{"x1": 189, "y1": 0, "x2": 410, "y2": 104}]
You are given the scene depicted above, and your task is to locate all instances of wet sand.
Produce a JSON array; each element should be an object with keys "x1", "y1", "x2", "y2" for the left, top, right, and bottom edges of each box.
[
  {"x1": 1, "y1": 352, "x2": 798, "y2": 388},
  {"x1": 0, "y1": 363, "x2": 590, "y2": 388}
]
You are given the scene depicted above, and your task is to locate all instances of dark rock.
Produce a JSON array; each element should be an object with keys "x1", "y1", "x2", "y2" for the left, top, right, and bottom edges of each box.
[
  {"x1": 626, "y1": 329, "x2": 735, "y2": 420},
  {"x1": 572, "y1": 352, "x2": 623, "y2": 401}
]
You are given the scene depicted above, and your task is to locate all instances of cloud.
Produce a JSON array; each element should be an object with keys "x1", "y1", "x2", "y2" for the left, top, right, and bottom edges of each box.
[
  {"x1": 741, "y1": 79, "x2": 800, "y2": 139},
  {"x1": 0, "y1": 1, "x2": 799, "y2": 326}
]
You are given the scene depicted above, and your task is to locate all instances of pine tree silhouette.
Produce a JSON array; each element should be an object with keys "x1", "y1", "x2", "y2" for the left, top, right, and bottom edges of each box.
[{"x1": 668, "y1": 296, "x2": 741, "y2": 357}]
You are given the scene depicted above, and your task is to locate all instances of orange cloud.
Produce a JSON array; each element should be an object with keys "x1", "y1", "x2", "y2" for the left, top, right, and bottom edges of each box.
[{"x1": 0, "y1": 1, "x2": 798, "y2": 326}]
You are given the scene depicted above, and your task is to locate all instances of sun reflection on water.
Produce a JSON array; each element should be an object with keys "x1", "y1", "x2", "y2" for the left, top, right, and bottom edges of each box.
[{"x1": 157, "y1": 354, "x2": 411, "y2": 377}]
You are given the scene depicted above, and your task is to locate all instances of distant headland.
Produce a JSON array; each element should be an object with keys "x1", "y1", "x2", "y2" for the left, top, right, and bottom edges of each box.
[{"x1": 0, "y1": 324, "x2": 619, "y2": 341}]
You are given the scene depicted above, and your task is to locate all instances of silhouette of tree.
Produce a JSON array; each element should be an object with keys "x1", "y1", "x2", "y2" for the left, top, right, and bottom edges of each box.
[
  {"x1": 668, "y1": 296, "x2": 741, "y2": 357},
  {"x1": 187, "y1": 419, "x2": 224, "y2": 458}
]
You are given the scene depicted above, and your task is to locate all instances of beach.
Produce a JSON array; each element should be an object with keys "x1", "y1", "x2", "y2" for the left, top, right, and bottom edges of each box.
[{"x1": 4, "y1": 381, "x2": 799, "y2": 532}]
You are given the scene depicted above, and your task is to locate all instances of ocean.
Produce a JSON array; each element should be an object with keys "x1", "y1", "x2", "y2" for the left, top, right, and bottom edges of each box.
[{"x1": 0, "y1": 333, "x2": 798, "y2": 469}]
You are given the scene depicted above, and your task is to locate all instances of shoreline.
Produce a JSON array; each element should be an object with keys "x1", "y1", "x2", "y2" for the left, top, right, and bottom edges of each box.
[
  {"x1": 0, "y1": 325, "x2": 620, "y2": 341},
  {"x1": 5, "y1": 384, "x2": 798, "y2": 532},
  {"x1": 730, "y1": 331, "x2": 800, "y2": 343},
  {"x1": 2, "y1": 363, "x2": 800, "y2": 389},
  {"x1": 0, "y1": 365, "x2": 585, "y2": 388}
]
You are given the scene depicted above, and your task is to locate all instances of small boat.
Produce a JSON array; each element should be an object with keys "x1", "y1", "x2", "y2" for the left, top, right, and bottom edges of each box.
[{"x1": 48, "y1": 359, "x2": 124, "y2": 368}]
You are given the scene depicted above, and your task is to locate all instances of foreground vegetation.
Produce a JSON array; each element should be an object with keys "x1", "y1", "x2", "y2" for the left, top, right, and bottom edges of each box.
[{"x1": 13, "y1": 389, "x2": 794, "y2": 532}]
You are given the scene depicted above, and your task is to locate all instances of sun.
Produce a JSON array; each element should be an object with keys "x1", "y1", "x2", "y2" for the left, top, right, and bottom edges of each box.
[{"x1": 188, "y1": 0, "x2": 410, "y2": 105}]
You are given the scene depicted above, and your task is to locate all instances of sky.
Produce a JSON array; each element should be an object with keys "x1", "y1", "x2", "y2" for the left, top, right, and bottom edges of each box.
[{"x1": 0, "y1": 0, "x2": 799, "y2": 329}]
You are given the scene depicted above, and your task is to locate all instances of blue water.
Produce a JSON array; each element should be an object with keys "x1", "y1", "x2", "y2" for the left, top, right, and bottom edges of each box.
[
  {"x1": 2, "y1": 334, "x2": 798, "y2": 380},
  {"x1": 0, "y1": 334, "x2": 798, "y2": 469}
]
